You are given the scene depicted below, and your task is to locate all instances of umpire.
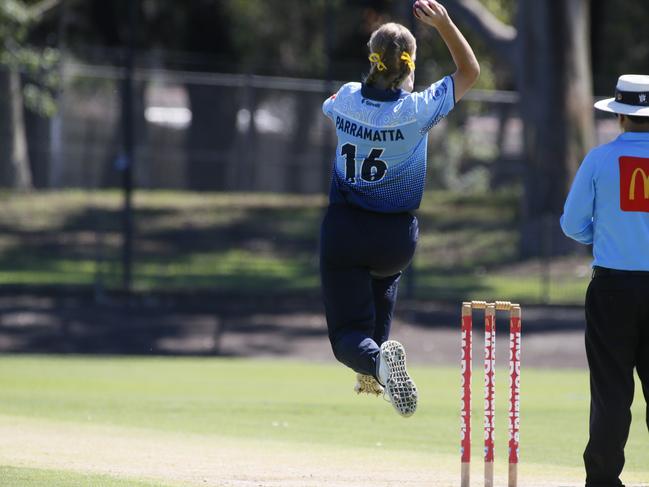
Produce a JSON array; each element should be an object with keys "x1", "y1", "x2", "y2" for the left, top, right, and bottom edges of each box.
[{"x1": 561, "y1": 74, "x2": 649, "y2": 487}]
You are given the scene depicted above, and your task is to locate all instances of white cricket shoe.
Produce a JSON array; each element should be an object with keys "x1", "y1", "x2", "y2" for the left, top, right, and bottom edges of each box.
[
  {"x1": 377, "y1": 340, "x2": 418, "y2": 417},
  {"x1": 354, "y1": 373, "x2": 384, "y2": 396}
]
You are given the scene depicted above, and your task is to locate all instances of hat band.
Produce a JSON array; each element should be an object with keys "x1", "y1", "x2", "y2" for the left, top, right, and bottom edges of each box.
[{"x1": 615, "y1": 89, "x2": 649, "y2": 107}]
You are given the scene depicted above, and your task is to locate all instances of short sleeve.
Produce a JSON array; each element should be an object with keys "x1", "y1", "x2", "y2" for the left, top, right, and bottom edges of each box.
[
  {"x1": 413, "y1": 75, "x2": 456, "y2": 133},
  {"x1": 322, "y1": 93, "x2": 337, "y2": 120}
]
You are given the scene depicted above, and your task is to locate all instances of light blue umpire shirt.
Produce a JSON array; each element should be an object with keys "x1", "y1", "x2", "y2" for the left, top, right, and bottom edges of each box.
[{"x1": 560, "y1": 131, "x2": 649, "y2": 270}]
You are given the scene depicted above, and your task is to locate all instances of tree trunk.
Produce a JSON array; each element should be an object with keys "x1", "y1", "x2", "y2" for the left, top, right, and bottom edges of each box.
[
  {"x1": 444, "y1": 0, "x2": 594, "y2": 257},
  {"x1": 0, "y1": 68, "x2": 34, "y2": 189},
  {"x1": 185, "y1": 84, "x2": 238, "y2": 191},
  {"x1": 25, "y1": 106, "x2": 51, "y2": 189},
  {"x1": 288, "y1": 91, "x2": 321, "y2": 193},
  {"x1": 563, "y1": 0, "x2": 596, "y2": 189},
  {"x1": 517, "y1": 0, "x2": 595, "y2": 255}
]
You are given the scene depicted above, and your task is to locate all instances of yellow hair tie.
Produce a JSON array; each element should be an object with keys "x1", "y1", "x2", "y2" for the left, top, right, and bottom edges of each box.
[
  {"x1": 400, "y1": 52, "x2": 415, "y2": 71},
  {"x1": 368, "y1": 53, "x2": 387, "y2": 72}
]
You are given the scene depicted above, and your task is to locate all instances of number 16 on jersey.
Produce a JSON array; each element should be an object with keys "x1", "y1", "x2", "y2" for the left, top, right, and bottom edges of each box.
[{"x1": 341, "y1": 143, "x2": 388, "y2": 183}]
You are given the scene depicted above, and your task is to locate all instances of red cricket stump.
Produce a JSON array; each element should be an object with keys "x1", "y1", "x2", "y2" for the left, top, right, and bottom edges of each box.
[
  {"x1": 508, "y1": 305, "x2": 522, "y2": 487},
  {"x1": 484, "y1": 304, "x2": 496, "y2": 487},
  {"x1": 460, "y1": 303, "x2": 472, "y2": 487},
  {"x1": 460, "y1": 301, "x2": 522, "y2": 487}
]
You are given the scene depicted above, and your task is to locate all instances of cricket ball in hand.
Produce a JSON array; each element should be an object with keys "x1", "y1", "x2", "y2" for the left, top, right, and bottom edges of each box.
[{"x1": 413, "y1": 0, "x2": 428, "y2": 18}]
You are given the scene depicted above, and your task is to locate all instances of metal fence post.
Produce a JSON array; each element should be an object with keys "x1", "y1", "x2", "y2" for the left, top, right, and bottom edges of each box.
[{"x1": 120, "y1": 0, "x2": 138, "y2": 292}]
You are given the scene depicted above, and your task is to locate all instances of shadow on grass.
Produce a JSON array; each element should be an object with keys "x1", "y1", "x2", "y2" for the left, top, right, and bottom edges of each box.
[
  {"x1": 0, "y1": 192, "x2": 514, "y2": 298},
  {"x1": 0, "y1": 288, "x2": 585, "y2": 359},
  {"x1": 0, "y1": 292, "x2": 330, "y2": 356},
  {"x1": 0, "y1": 190, "x2": 585, "y2": 358},
  {"x1": 0, "y1": 202, "x2": 323, "y2": 292}
]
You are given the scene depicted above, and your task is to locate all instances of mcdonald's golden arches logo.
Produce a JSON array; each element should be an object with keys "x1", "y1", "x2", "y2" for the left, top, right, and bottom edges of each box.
[
  {"x1": 629, "y1": 168, "x2": 649, "y2": 200},
  {"x1": 620, "y1": 156, "x2": 649, "y2": 212}
]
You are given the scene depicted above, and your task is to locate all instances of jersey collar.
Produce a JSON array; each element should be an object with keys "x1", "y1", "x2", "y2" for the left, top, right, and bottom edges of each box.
[
  {"x1": 618, "y1": 131, "x2": 649, "y2": 141},
  {"x1": 361, "y1": 83, "x2": 403, "y2": 102}
]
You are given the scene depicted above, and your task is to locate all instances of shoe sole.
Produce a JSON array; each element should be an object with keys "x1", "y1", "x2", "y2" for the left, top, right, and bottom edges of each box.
[{"x1": 380, "y1": 340, "x2": 418, "y2": 417}]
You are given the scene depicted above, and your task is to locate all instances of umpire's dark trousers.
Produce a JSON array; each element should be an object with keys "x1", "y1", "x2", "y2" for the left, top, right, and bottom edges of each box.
[
  {"x1": 320, "y1": 204, "x2": 418, "y2": 377},
  {"x1": 584, "y1": 267, "x2": 649, "y2": 487}
]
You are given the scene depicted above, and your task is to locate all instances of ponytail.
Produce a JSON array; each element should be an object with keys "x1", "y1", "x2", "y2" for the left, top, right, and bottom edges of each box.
[{"x1": 365, "y1": 23, "x2": 416, "y2": 91}]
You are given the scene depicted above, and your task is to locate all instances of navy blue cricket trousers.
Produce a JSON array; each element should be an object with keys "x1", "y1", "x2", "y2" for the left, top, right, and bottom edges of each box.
[
  {"x1": 583, "y1": 270, "x2": 649, "y2": 487},
  {"x1": 320, "y1": 204, "x2": 418, "y2": 377}
]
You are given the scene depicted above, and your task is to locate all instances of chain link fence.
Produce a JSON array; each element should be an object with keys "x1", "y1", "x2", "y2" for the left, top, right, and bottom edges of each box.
[{"x1": 1, "y1": 60, "x2": 618, "y2": 304}]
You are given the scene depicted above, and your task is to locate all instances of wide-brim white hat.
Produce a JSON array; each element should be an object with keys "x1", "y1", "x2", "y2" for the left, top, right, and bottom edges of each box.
[{"x1": 594, "y1": 74, "x2": 649, "y2": 116}]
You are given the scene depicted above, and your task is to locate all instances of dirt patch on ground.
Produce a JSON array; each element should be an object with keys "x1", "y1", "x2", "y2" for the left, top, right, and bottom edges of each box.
[
  {"x1": 0, "y1": 415, "x2": 463, "y2": 487},
  {"x1": 0, "y1": 415, "x2": 589, "y2": 487},
  {"x1": 0, "y1": 294, "x2": 588, "y2": 368}
]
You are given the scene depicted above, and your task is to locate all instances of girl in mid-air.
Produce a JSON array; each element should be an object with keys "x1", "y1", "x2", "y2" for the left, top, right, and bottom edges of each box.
[{"x1": 320, "y1": 0, "x2": 479, "y2": 417}]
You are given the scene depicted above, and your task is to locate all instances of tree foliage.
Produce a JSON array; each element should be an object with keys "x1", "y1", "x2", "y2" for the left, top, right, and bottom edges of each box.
[
  {"x1": 0, "y1": 0, "x2": 60, "y2": 117},
  {"x1": 591, "y1": 0, "x2": 649, "y2": 94},
  {"x1": 224, "y1": 0, "x2": 330, "y2": 76}
]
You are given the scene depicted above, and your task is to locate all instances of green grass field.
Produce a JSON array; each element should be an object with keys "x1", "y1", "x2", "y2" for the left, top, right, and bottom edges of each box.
[
  {"x1": 0, "y1": 356, "x2": 647, "y2": 486},
  {"x1": 0, "y1": 465, "x2": 170, "y2": 487},
  {"x1": 0, "y1": 190, "x2": 591, "y2": 304}
]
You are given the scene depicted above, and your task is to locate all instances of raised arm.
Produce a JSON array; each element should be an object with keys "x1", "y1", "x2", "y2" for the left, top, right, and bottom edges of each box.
[{"x1": 414, "y1": 0, "x2": 480, "y2": 102}]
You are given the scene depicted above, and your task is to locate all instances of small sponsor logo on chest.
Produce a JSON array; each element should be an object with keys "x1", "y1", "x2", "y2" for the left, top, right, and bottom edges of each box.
[
  {"x1": 361, "y1": 99, "x2": 381, "y2": 108},
  {"x1": 620, "y1": 156, "x2": 649, "y2": 212}
]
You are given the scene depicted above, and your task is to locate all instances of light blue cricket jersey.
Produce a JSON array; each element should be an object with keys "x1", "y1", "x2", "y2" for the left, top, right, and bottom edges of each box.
[
  {"x1": 560, "y1": 132, "x2": 649, "y2": 270},
  {"x1": 322, "y1": 76, "x2": 455, "y2": 212}
]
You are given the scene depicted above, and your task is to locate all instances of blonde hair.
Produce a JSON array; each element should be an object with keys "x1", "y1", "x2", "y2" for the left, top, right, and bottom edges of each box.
[{"x1": 365, "y1": 23, "x2": 416, "y2": 91}]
